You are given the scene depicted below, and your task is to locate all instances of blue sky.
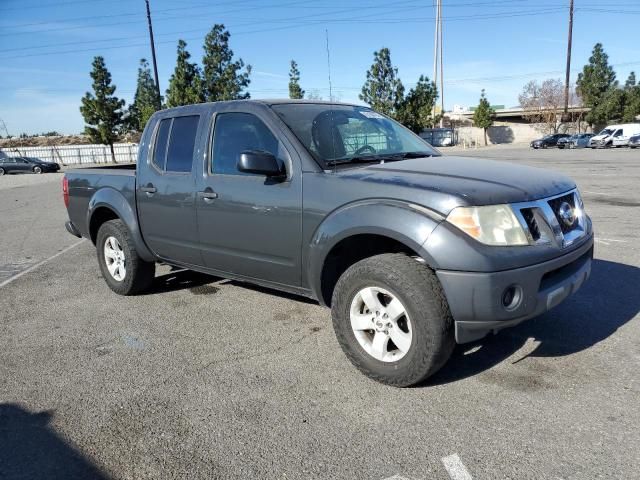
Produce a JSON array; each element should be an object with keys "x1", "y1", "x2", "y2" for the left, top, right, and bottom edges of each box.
[{"x1": 0, "y1": 0, "x2": 638, "y2": 135}]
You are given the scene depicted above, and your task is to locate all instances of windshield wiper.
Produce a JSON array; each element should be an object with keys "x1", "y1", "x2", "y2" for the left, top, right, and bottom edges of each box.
[
  {"x1": 325, "y1": 151, "x2": 434, "y2": 167},
  {"x1": 325, "y1": 155, "x2": 386, "y2": 166},
  {"x1": 383, "y1": 151, "x2": 434, "y2": 160}
]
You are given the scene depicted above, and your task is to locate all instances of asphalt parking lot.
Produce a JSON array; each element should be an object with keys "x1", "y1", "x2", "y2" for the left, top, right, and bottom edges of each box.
[{"x1": 1, "y1": 146, "x2": 639, "y2": 480}]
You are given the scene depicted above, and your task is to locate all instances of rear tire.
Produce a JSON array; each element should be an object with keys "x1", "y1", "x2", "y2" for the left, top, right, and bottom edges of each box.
[
  {"x1": 331, "y1": 253, "x2": 455, "y2": 387},
  {"x1": 96, "y1": 219, "x2": 154, "y2": 295},
  {"x1": 0, "y1": 168, "x2": 4, "y2": 176},
  {"x1": 33, "y1": 166, "x2": 42, "y2": 174}
]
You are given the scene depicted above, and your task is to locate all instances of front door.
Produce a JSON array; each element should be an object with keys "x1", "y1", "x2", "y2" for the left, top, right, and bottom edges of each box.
[
  {"x1": 137, "y1": 114, "x2": 203, "y2": 266},
  {"x1": 196, "y1": 110, "x2": 303, "y2": 287}
]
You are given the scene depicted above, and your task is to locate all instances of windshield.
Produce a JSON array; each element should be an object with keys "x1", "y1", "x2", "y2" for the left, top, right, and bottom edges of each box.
[
  {"x1": 271, "y1": 103, "x2": 439, "y2": 167},
  {"x1": 598, "y1": 128, "x2": 614, "y2": 136}
]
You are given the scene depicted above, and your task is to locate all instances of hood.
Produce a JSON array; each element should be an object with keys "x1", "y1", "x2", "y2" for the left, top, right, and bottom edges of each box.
[
  {"x1": 591, "y1": 134, "x2": 608, "y2": 141},
  {"x1": 334, "y1": 156, "x2": 576, "y2": 213}
]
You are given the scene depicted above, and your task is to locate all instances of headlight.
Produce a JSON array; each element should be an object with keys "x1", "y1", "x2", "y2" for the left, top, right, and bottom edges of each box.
[{"x1": 446, "y1": 205, "x2": 529, "y2": 246}]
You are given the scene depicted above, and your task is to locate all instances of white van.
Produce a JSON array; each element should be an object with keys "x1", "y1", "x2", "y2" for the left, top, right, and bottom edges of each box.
[{"x1": 589, "y1": 123, "x2": 640, "y2": 148}]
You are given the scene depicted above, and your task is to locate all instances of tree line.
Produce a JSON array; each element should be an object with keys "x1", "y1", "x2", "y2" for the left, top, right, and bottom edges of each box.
[
  {"x1": 517, "y1": 43, "x2": 640, "y2": 134},
  {"x1": 80, "y1": 25, "x2": 443, "y2": 161}
]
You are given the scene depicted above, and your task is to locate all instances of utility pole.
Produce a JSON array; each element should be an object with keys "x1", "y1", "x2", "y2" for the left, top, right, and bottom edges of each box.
[
  {"x1": 439, "y1": 0, "x2": 444, "y2": 127},
  {"x1": 563, "y1": 0, "x2": 574, "y2": 115},
  {"x1": 432, "y1": 0, "x2": 445, "y2": 127},
  {"x1": 145, "y1": 0, "x2": 161, "y2": 104},
  {"x1": 325, "y1": 29, "x2": 333, "y2": 101}
]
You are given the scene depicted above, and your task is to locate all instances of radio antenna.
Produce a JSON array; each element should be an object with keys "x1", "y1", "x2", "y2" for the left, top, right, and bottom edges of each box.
[{"x1": 325, "y1": 29, "x2": 333, "y2": 101}]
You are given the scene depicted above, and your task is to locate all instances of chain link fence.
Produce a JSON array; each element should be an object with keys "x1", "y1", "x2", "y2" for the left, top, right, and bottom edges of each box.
[{"x1": 0, "y1": 143, "x2": 139, "y2": 165}]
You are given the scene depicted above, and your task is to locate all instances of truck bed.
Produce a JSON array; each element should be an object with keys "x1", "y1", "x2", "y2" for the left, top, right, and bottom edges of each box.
[{"x1": 65, "y1": 166, "x2": 137, "y2": 241}]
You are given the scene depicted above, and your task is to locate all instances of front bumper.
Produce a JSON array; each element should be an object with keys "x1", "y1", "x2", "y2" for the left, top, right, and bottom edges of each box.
[{"x1": 436, "y1": 235, "x2": 594, "y2": 343}]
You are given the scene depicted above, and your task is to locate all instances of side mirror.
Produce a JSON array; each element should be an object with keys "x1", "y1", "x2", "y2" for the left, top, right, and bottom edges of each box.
[{"x1": 238, "y1": 150, "x2": 283, "y2": 177}]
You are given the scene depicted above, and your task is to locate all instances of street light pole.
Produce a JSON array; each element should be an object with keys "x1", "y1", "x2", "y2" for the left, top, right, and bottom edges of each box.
[{"x1": 144, "y1": 0, "x2": 161, "y2": 103}]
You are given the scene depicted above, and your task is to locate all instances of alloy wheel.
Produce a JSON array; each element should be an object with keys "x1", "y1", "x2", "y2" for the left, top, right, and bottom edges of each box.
[
  {"x1": 349, "y1": 286, "x2": 413, "y2": 362},
  {"x1": 103, "y1": 236, "x2": 126, "y2": 281}
]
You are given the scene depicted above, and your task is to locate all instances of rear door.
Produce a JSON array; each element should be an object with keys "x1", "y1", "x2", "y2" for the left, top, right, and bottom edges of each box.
[
  {"x1": 195, "y1": 106, "x2": 303, "y2": 286},
  {"x1": 137, "y1": 113, "x2": 204, "y2": 266}
]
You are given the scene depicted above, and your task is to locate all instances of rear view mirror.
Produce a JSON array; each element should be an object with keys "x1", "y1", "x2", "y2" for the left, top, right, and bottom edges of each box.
[{"x1": 238, "y1": 151, "x2": 283, "y2": 177}]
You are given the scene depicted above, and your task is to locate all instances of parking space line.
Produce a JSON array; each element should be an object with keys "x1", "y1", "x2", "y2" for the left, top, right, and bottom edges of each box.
[
  {"x1": 442, "y1": 454, "x2": 473, "y2": 480},
  {"x1": 0, "y1": 239, "x2": 84, "y2": 288}
]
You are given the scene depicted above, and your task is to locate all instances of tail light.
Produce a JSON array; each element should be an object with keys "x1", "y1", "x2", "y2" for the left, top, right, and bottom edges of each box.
[{"x1": 62, "y1": 175, "x2": 69, "y2": 208}]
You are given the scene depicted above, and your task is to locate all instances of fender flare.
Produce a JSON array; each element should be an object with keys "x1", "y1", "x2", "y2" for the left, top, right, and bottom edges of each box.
[
  {"x1": 87, "y1": 187, "x2": 155, "y2": 262},
  {"x1": 306, "y1": 199, "x2": 443, "y2": 303}
]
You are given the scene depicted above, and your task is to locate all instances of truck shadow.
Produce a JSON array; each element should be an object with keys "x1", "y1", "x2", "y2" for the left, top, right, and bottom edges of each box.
[
  {"x1": 144, "y1": 267, "x2": 221, "y2": 295},
  {"x1": 0, "y1": 403, "x2": 111, "y2": 480},
  {"x1": 426, "y1": 259, "x2": 640, "y2": 386}
]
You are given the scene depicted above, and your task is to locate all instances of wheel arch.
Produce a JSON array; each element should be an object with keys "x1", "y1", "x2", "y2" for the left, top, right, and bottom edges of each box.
[
  {"x1": 87, "y1": 187, "x2": 155, "y2": 262},
  {"x1": 307, "y1": 200, "x2": 443, "y2": 306}
]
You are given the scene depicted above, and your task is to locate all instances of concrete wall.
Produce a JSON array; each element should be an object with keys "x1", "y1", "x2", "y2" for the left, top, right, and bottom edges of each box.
[{"x1": 451, "y1": 119, "x2": 592, "y2": 146}]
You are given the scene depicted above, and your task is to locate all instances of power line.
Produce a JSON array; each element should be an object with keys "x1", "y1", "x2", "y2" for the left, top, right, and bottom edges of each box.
[{"x1": 0, "y1": 7, "x2": 570, "y2": 60}]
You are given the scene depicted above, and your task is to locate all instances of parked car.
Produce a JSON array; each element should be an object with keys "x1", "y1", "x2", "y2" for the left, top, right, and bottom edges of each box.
[
  {"x1": 629, "y1": 134, "x2": 640, "y2": 149},
  {"x1": 556, "y1": 136, "x2": 573, "y2": 149},
  {"x1": 63, "y1": 100, "x2": 593, "y2": 387},
  {"x1": 530, "y1": 133, "x2": 570, "y2": 149},
  {"x1": 568, "y1": 133, "x2": 595, "y2": 149},
  {"x1": 589, "y1": 123, "x2": 640, "y2": 148},
  {"x1": 0, "y1": 156, "x2": 60, "y2": 175}
]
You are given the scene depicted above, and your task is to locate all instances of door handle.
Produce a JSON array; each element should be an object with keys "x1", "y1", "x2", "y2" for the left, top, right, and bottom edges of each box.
[
  {"x1": 140, "y1": 185, "x2": 157, "y2": 194},
  {"x1": 198, "y1": 190, "x2": 218, "y2": 202}
]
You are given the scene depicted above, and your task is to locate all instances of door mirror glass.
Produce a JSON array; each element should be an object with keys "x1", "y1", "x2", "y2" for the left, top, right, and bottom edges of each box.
[{"x1": 238, "y1": 150, "x2": 283, "y2": 176}]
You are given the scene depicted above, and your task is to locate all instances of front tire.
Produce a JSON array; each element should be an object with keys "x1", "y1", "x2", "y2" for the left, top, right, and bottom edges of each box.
[
  {"x1": 33, "y1": 166, "x2": 42, "y2": 174},
  {"x1": 331, "y1": 253, "x2": 455, "y2": 387},
  {"x1": 96, "y1": 219, "x2": 155, "y2": 295},
  {"x1": 0, "y1": 167, "x2": 4, "y2": 176}
]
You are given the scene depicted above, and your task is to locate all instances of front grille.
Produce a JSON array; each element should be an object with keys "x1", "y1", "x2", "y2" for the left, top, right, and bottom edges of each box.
[
  {"x1": 548, "y1": 193, "x2": 577, "y2": 234},
  {"x1": 520, "y1": 208, "x2": 540, "y2": 241}
]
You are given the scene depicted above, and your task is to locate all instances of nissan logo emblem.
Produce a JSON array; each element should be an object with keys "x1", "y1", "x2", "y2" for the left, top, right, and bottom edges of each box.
[{"x1": 558, "y1": 201, "x2": 576, "y2": 227}]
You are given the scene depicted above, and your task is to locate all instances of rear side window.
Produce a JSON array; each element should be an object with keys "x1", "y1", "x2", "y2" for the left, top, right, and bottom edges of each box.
[
  {"x1": 152, "y1": 115, "x2": 200, "y2": 173},
  {"x1": 152, "y1": 118, "x2": 171, "y2": 170},
  {"x1": 166, "y1": 116, "x2": 200, "y2": 172},
  {"x1": 211, "y1": 112, "x2": 280, "y2": 175}
]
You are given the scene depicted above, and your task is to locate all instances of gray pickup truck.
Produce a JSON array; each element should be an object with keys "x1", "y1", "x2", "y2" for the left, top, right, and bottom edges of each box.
[{"x1": 64, "y1": 100, "x2": 594, "y2": 386}]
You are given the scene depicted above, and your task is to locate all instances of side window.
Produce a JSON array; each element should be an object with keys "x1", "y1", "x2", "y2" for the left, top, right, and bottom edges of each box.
[
  {"x1": 613, "y1": 129, "x2": 622, "y2": 137},
  {"x1": 152, "y1": 118, "x2": 171, "y2": 170},
  {"x1": 152, "y1": 115, "x2": 199, "y2": 173},
  {"x1": 166, "y1": 115, "x2": 199, "y2": 172},
  {"x1": 211, "y1": 112, "x2": 280, "y2": 175}
]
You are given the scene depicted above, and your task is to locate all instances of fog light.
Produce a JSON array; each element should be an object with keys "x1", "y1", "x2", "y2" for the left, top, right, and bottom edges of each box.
[{"x1": 502, "y1": 285, "x2": 522, "y2": 310}]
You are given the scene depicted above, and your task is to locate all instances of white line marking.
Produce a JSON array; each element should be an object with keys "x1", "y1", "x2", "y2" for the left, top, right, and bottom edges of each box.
[
  {"x1": 582, "y1": 190, "x2": 610, "y2": 195},
  {"x1": 597, "y1": 237, "x2": 627, "y2": 243},
  {"x1": 442, "y1": 454, "x2": 473, "y2": 480},
  {"x1": 0, "y1": 239, "x2": 84, "y2": 288}
]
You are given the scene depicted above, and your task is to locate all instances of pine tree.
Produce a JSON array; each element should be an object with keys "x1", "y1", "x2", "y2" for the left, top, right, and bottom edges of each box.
[
  {"x1": 80, "y1": 56, "x2": 125, "y2": 163},
  {"x1": 202, "y1": 24, "x2": 251, "y2": 101},
  {"x1": 472, "y1": 89, "x2": 494, "y2": 146},
  {"x1": 623, "y1": 72, "x2": 640, "y2": 121},
  {"x1": 576, "y1": 43, "x2": 617, "y2": 126},
  {"x1": 288, "y1": 60, "x2": 304, "y2": 99},
  {"x1": 166, "y1": 40, "x2": 203, "y2": 108},
  {"x1": 359, "y1": 48, "x2": 405, "y2": 118},
  {"x1": 398, "y1": 75, "x2": 439, "y2": 133},
  {"x1": 128, "y1": 58, "x2": 161, "y2": 132},
  {"x1": 625, "y1": 71, "x2": 637, "y2": 88}
]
